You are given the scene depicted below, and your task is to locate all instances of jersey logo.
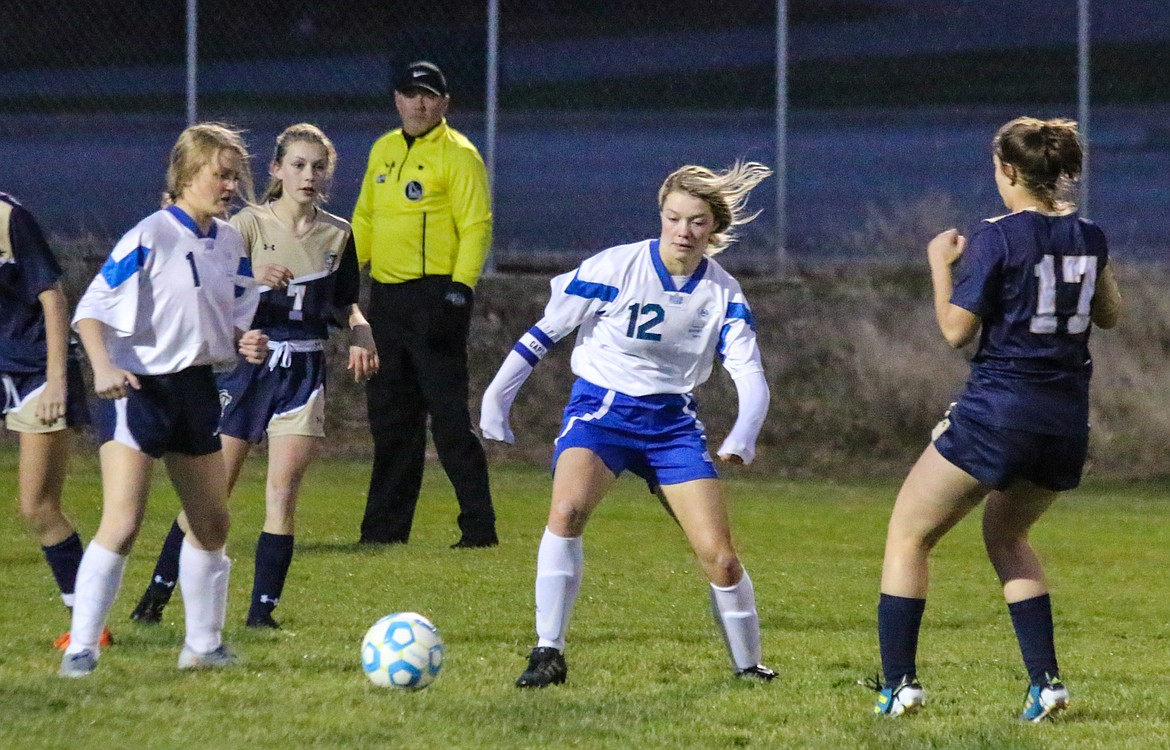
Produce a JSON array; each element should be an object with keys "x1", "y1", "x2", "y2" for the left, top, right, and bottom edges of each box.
[
  {"x1": 323, "y1": 250, "x2": 339, "y2": 273},
  {"x1": 405, "y1": 180, "x2": 424, "y2": 201},
  {"x1": 667, "y1": 293, "x2": 685, "y2": 306},
  {"x1": 262, "y1": 243, "x2": 277, "y2": 253}
]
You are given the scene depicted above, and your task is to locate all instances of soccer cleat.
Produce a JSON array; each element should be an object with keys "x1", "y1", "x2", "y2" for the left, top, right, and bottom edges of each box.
[
  {"x1": 54, "y1": 627, "x2": 114, "y2": 650},
  {"x1": 515, "y1": 646, "x2": 567, "y2": 688},
  {"x1": 58, "y1": 649, "x2": 98, "y2": 678},
  {"x1": 863, "y1": 673, "x2": 926, "y2": 716},
  {"x1": 736, "y1": 664, "x2": 778, "y2": 681},
  {"x1": 245, "y1": 611, "x2": 281, "y2": 629},
  {"x1": 1020, "y1": 675, "x2": 1069, "y2": 722},
  {"x1": 178, "y1": 644, "x2": 238, "y2": 670},
  {"x1": 129, "y1": 589, "x2": 169, "y2": 624},
  {"x1": 450, "y1": 536, "x2": 499, "y2": 549}
]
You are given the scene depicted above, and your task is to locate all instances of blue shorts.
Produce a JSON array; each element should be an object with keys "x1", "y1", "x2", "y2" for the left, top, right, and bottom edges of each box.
[
  {"x1": 552, "y1": 379, "x2": 718, "y2": 491},
  {"x1": 2, "y1": 356, "x2": 91, "y2": 433},
  {"x1": 933, "y1": 407, "x2": 1088, "y2": 492},
  {"x1": 94, "y1": 366, "x2": 222, "y2": 458},
  {"x1": 217, "y1": 348, "x2": 327, "y2": 443}
]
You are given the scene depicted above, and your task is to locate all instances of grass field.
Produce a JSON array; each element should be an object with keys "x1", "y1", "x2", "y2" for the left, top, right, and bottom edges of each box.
[{"x1": 3, "y1": 446, "x2": 1170, "y2": 749}]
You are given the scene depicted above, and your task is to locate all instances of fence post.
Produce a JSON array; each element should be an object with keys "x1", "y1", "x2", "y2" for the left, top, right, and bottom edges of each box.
[
  {"x1": 186, "y1": 0, "x2": 197, "y2": 125},
  {"x1": 774, "y1": 0, "x2": 791, "y2": 274}
]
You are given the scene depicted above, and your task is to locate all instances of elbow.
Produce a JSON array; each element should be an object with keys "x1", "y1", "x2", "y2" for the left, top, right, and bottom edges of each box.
[{"x1": 940, "y1": 327, "x2": 974, "y2": 349}]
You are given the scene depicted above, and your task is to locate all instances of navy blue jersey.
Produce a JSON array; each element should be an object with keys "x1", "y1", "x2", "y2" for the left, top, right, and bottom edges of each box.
[
  {"x1": 0, "y1": 193, "x2": 62, "y2": 373},
  {"x1": 231, "y1": 205, "x2": 360, "y2": 341},
  {"x1": 950, "y1": 210, "x2": 1108, "y2": 436}
]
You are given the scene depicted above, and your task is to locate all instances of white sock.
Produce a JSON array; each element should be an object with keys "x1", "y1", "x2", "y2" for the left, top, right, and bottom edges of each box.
[
  {"x1": 179, "y1": 541, "x2": 231, "y2": 654},
  {"x1": 710, "y1": 568, "x2": 762, "y2": 670},
  {"x1": 534, "y1": 528, "x2": 583, "y2": 651},
  {"x1": 66, "y1": 542, "x2": 126, "y2": 656}
]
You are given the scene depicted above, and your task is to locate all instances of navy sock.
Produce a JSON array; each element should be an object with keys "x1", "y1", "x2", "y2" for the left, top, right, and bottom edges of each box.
[
  {"x1": 250, "y1": 532, "x2": 294, "y2": 616},
  {"x1": 42, "y1": 531, "x2": 84, "y2": 604},
  {"x1": 146, "y1": 520, "x2": 185, "y2": 601},
  {"x1": 1008, "y1": 593, "x2": 1059, "y2": 685},
  {"x1": 878, "y1": 593, "x2": 926, "y2": 686}
]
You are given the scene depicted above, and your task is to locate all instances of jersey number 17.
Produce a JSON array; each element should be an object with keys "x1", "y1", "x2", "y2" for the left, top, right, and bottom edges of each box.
[{"x1": 1031, "y1": 254, "x2": 1096, "y2": 335}]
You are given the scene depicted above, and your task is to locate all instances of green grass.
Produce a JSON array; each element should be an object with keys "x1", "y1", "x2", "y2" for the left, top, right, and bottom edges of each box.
[{"x1": 2, "y1": 445, "x2": 1170, "y2": 749}]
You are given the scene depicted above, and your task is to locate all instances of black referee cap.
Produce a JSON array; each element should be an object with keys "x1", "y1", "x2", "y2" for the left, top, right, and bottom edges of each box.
[{"x1": 394, "y1": 61, "x2": 448, "y2": 96}]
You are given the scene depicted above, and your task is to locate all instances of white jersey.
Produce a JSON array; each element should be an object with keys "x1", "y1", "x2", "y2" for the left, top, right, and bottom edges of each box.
[
  {"x1": 73, "y1": 206, "x2": 259, "y2": 374},
  {"x1": 526, "y1": 239, "x2": 762, "y2": 396}
]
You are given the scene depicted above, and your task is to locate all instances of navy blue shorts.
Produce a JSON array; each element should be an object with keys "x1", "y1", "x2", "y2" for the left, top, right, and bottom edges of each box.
[
  {"x1": 933, "y1": 407, "x2": 1088, "y2": 492},
  {"x1": 552, "y1": 379, "x2": 718, "y2": 491},
  {"x1": 94, "y1": 366, "x2": 222, "y2": 458},
  {"x1": 217, "y1": 349, "x2": 327, "y2": 443}
]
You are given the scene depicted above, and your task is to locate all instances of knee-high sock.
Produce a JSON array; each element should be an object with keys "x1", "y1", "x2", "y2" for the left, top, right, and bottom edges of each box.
[
  {"x1": 179, "y1": 540, "x2": 231, "y2": 653},
  {"x1": 1009, "y1": 593, "x2": 1059, "y2": 685},
  {"x1": 249, "y1": 532, "x2": 294, "y2": 617},
  {"x1": 42, "y1": 531, "x2": 85, "y2": 608},
  {"x1": 534, "y1": 528, "x2": 583, "y2": 651},
  {"x1": 145, "y1": 520, "x2": 186, "y2": 602},
  {"x1": 710, "y1": 569, "x2": 762, "y2": 670},
  {"x1": 878, "y1": 593, "x2": 926, "y2": 685},
  {"x1": 66, "y1": 542, "x2": 126, "y2": 656}
]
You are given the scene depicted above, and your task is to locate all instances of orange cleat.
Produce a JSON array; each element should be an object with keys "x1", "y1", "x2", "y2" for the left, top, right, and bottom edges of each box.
[{"x1": 54, "y1": 627, "x2": 114, "y2": 650}]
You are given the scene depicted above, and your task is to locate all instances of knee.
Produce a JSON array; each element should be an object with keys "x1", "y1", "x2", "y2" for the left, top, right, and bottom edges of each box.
[
  {"x1": 548, "y1": 501, "x2": 590, "y2": 537},
  {"x1": 704, "y1": 551, "x2": 743, "y2": 588},
  {"x1": 19, "y1": 500, "x2": 66, "y2": 535},
  {"x1": 189, "y1": 510, "x2": 230, "y2": 549}
]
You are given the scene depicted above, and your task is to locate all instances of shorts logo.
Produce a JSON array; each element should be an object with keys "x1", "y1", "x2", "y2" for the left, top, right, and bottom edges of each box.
[
  {"x1": 404, "y1": 180, "x2": 424, "y2": 201},
  {"x1": 218, "y1": 389, "x2": 233, "y2": 412}
]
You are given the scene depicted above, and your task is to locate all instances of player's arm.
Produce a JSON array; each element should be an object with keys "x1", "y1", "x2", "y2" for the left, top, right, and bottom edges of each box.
[
  {"x1": 74, "y1": 317, "x2": 139, "y2": 400},
  {"x1": 928, "y1": 228, "x2": 980, "y2": 348},
  {"x1": 714, "y1": 294, "x2": 768, "y2": 465},
  {"x1": 1091, "y1": 262, "x2": 1121, "y2": 329},
  {"x1": 229, "y1": 247, "x2": 268, "y2": 364},
  {"x1": 36, "y1": 284, "x2": 69, "y2": 424},
  {"x1": 332, "y1": 233, "x2": 378, "y2": 381}
]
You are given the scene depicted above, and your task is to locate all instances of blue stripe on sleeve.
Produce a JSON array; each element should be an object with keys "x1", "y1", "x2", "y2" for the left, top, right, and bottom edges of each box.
[
  {"x1": 237, "y1": 257, "x2": 253, "y2": 278},
  {"x1": 717, "y1": 322, "x2": 731, "y2": 362},
  {"x1": 726, "y1": 302, "x2": 756, "y2": 332},
  {"x1": 100, "y1": 246, "x2": 148, "y2": 288},
  {"x1": 512, "y1": 341, "x2": 541, "y2": 367},
  {"x1": 565, "y1": 274, "x2": 618, "y2": 302},
  {"x1": 528, "y1": 326, "x2": 554, "y2": 350}
]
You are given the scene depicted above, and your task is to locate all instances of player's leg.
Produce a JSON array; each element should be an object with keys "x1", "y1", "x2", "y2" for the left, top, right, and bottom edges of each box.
[
  {"x1": 165, "y1": 450, "x2": 235, "y2": 668},
  {"x1": 60, "y1": 441, "x2": 153, "y2": 675},
  {"x1": 18, "y1": 429, "x2": 84, "y2": 605},
  {"x1": 874, "y1": 442, "x2": 984, "y2": 710},
  {"x1": 984, "y1": 480, "x2": 1068, "y2": 720},
  {"x1": 246, "y1": 433, "x2": 316, "y2": 628},
  {"x1": 516, "y1": 447, "x2": 615, "y2": 688},
  {"x1": 659, "y1": 478, "x2": 771, "y2": 679}
]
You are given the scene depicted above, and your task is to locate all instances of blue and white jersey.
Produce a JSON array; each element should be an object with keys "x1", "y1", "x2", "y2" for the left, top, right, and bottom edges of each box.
[
  {"x1": 516, "y1": 239, "x2": 762, "y2": 397},
  {"x1": 0, "y1": 193, "x2": 62, "y2": 374},
  {"x1": 231, "y1": 204, "x2": 359, "y2": 341},
  {"x1": 950, "y1": 210, "x2": 1108, "y2": 436},
  {"x1": 73, "y1": 205, "x2": 259, "y2": 375}
]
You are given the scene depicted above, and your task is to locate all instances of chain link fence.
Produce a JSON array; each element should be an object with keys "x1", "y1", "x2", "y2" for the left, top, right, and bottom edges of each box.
[{"x1": 2, "y1": 1, "x2": 1168, "y2": 269}]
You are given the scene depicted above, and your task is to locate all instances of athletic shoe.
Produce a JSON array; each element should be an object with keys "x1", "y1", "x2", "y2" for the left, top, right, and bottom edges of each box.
[
  {"x1": 863, "y1": 674, "x2": 926, "y2": 716},
  {"x1": 129, "y1": 589, "x2": 169, "y2": 624},
  {"x1": 736, "y1": 664, "x2": 778, "y2": 681},
  {"x1": 1020, "y1": 675, "x2": 1069, "y2": 722},
  {"x1": 451, "y1": 536, "x2": 499, "y2": 549},
  {"x1": 58, "y1": 649, "x2": 98, "y2": 678},
  {"x1": 515, "y1": 646, "x2": 567, "y2": 688},
  {"x1": 54, "y1": 627, "x2": 114, "y2": 651},
  {"x1": 178, "y1": 644, "x2": 238, "y2": 670},
  {"x1": 245, "y1": 611, "x2": 280, "y2": 629}
]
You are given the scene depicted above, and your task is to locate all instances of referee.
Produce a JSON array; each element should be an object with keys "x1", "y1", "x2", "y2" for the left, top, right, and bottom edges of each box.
[{"x1": 352, "y1": 61, "x2": 497, "y2": 548}]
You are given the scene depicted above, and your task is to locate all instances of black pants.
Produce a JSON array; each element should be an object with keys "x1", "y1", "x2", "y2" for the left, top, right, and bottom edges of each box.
[{"x1": 361, "y1": 276, "x2": 496, "y2": 543}]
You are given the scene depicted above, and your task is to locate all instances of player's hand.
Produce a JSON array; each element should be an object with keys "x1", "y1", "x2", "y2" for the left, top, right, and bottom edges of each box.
[
  {"x1": 93, "y1": 364, "x2": 140, "y2": 400},
  {"x1": 238, "y1": 329, "x2": 270, "y2": 364},
  {"x1": 717, "y1": 452, "x2": 745, "y2": 465},
  {"x1": 479, "y1": 398, "x2": 515, "y2": 444},
  {"x1": 927, "y1": 229, "x2": 967, "y2": 269},
  {"x1": 256, "y1": 263, "x2": 294, "y2": 289},
  {"x1": 347, "y1": 324, "x2": 379, "y2": 382},
  {"x1": 35, "y1": 376, "x2": 67, "y2": 425}
]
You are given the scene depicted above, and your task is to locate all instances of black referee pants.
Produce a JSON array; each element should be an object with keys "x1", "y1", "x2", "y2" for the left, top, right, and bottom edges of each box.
[{"x1": 361, "y1": 276, "x2": 496, "y2": 544}]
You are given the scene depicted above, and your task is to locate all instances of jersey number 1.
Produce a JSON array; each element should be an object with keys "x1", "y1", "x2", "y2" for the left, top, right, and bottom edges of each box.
[
  {"x1": 185, "y1": 252, "x2": 201, "y2": 287},
  {"x1": 1031, "y1": 254, "x2": 1096, "y2": 334}
]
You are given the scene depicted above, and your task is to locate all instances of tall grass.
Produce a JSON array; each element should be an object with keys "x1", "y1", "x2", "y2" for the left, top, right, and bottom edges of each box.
[{"x1": 3, "y1": 449, "x2": 1170, "y2": 749}]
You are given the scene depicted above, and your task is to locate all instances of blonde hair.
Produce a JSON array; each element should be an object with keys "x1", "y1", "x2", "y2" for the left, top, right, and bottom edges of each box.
[
  {"x1": 262, "y1": 123, "x2": 338, "y2": 204},
  {"x1": 164, "y1": 122, "x2": 254, "y2": 208},
  {"x1": 994, "y1": 116, "x2": 1083, "y2": 211},
  {"x1": 657, "y1": 161, "x2": 772, "y2": 255}
]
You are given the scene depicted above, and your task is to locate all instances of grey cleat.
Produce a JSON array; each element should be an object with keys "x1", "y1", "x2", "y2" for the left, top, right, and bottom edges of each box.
[
  {"x1": 178, "y1": 643, "x2": 238, "y2": 670},
  {"x1": 59, "y1": 649, "x2": 98, "y2": 678}
]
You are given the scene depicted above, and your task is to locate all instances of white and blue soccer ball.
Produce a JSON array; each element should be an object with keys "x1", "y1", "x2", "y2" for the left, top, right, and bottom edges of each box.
[{"x1": 361, "y1": 612, "x2": 444, "y2": 689}]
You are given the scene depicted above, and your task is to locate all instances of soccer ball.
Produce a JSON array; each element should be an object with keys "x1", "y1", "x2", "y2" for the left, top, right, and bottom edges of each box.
[{"x1": 360, "y1": 612, "x2": 444, "y2": 689}]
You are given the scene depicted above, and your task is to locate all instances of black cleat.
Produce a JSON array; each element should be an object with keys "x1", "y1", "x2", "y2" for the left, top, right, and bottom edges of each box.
[
  {"x1": 515, "y1": 647, "x2": 567, "y2": 688},
  {"x1": 129, "y1": 589, "x2": 168, "y2": 624},
  {"x1": 451, "y1": 536, "x2": 498, "y2": 549},
  {"x1": 245, "y1": 611, "x2": 281, "y2": 629},
  {"x1": 736, "y1": 664, "x2": 778, "y2": 681}
]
